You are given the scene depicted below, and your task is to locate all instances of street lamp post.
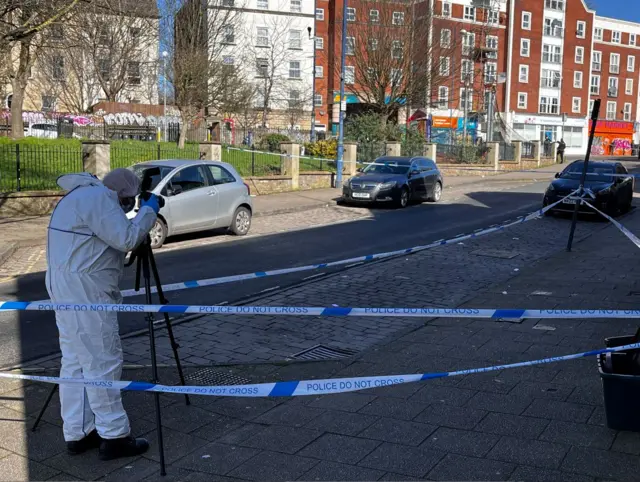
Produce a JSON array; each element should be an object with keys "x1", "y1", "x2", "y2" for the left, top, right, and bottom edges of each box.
[
  {"x1": 463, "y1": 74, "x2": 470, "y2": 142},
  {"x1": 335, "y1": 0, "x2": 348, "y2": 188},
  {"x1": 162, "y1": 50, "x2": 168, "y2": 142},
  {"x1": 448, "y1": 28, "x2": 466, "y2": 145},
  {"x1": 308, "y1": 25, "x2": 317, "y2": 142}
]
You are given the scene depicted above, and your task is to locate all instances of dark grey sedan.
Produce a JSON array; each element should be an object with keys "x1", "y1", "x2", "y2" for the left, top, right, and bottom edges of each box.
[{"x1": 341, "y1": 156, "x2": 443, "y2": 208}]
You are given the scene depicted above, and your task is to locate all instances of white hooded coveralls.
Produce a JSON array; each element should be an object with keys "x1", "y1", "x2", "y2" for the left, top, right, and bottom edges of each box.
[{"x1": 46, "y1": 173, "x2": 156, "y2": 442}]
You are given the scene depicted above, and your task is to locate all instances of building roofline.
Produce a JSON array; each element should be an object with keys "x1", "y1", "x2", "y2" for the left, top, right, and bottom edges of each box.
[{"x1": 595, "y1": 15, "x2": 640, "y2": 28}]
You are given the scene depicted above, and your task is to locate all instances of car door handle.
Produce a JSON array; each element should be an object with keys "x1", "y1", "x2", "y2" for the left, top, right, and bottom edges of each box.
[{"x1": 207, "y1": 190, "x2": 217, "y2": 196}]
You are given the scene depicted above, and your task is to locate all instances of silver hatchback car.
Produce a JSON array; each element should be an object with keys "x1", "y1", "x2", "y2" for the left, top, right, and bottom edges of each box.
[{"x1": 127, "y1": 159, "x2": 253, "y2": 248}]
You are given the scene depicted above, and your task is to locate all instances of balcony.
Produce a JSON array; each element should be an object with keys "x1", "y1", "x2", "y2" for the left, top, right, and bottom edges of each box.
[
  {"x1": 610, "y1": 65, "x2": 620, "y2": 74},
  {"x1": 544, "y1": 27, "x2": 564, "y2": 38},
  {"x1": 542, "y1": 55, "x2": 562, "y2": 64},
  {"x1": 592, "y1": 62, "x2": 601, "y2": 72},
  {"x1": 541, "y1": 78, "x2": 561, "y2": 88},
  {"x1": 608, "y1": 87, "x2": 618, "y2": 97},
  {"x1": 590, "y1": 86, "x2": 600, "y2": 95}
]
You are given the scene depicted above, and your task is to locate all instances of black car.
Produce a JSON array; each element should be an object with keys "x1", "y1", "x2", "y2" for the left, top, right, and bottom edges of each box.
[
  {"x1": 543, "y1": 160, "x2": 634, "y2": 216},
  {"x1": 342, "y1": 156, "x2": 443, "y2": 208}
]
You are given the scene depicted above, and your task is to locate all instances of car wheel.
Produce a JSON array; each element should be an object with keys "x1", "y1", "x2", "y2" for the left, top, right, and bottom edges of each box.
[
  {"x1": 230, "y1": 206, "x2": 251, "y2": 235},
  {"x1": 149, "y1": 218, "x2": 167, "y2": 249},
  {"x1": 428, "y1": 182, "x2": 442, "y2": 202},
  {"x1": 396, "y1": 187, "x2": 410, "y2": 209}
]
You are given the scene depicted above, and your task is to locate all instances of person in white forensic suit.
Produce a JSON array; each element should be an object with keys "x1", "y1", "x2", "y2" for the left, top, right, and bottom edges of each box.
[{"x1": 46, "y1": 168, "x2": 160, "y2": 460}]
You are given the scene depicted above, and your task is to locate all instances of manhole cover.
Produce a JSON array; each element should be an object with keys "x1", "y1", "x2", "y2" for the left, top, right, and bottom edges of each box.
[
  {"x1": 291, "y1": 345, "x2": 357, "y2": 361},
  {"x1": 471, "y1": 249, "x2": 520, "y2": 259},
  {"x1": 185, "y1": 368, "x2": 251, "y2": 386}
]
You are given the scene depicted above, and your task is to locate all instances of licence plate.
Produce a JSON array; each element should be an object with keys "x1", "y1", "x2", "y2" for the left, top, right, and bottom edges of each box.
[
  {"x1": 352, "y1": 192, "x2": 371, "y2": 199},
  {"x1": 562, "y1": 198, "x2": 577, "y2": 205}
]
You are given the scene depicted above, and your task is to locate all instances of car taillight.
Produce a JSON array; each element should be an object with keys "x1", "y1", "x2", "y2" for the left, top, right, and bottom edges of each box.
[{"x1": 244, "y1": 182, "x2": 251, "y2": 195}]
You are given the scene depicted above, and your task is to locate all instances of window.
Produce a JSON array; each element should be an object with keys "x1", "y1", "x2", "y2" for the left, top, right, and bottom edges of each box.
[
  {"x1": 462, "y1": 32, "x2": 475, "y2": 55},
  {"x1": 346, "y1": 37, "x2": 355, "y2": 55},
  {"x1": 544, "y1": 18, "x2": 563, "y2": 38},
  {"x1": 346, "y1": 7, "x2": 356, "y2": 22},
  {"x1": 440, "y1": 29, "x2": 451, "y2": 48},
  {"x1": 628, "y1": 56, "x2": 635, "y2": 72},
  {"x1": 521, "y1": 39, "x2": 530, "y2": 57},
  {"x1": 52, "y1": 55, "x2": 65, "y2": 80},
  {"x1": 442, "y1": 2, "x2": 451, "y2": 17},
  {"x1": 97, "y1": 25, "x2": 109, "y2": 46},
  {"x1": 289, "y1": 30, "x2": 301, "y2": 49},
  {"x1": 460, "y1": 88, "x2": 472, "y2": 110},
  {"x1": 315, "y1": 65, "x2": 324, "y2": 78},
  {"x1": 314, "y1": 93, "x2": 322, "y2": 107},
  {"x1": 41, "y1": 95, "x2": 55, "y2": 112},
  {"x1": 594, "y1": 28, "x2": 603, "y2": 41},
  {"x1": 539, "y1": 96, "x2": 559, "y2": 114},
  {"x1": 208, "y1": 165, "x2": 236, "y2": 185},
  {"x1": 223, "y1": 25, "x2": 235, "y2": 44},
  {"x1": 572, "y1": 97, "x2": 581, "y2": 113},
  {"x1": 222, "y1": 0, "x2": 234, "y2": 5},
  {"x1": 608, "y1": 77, "x2": 619, "y2": 96},
  {"x1": 522, "y1": 12, "x2": 531, "y2": 30},
  {"x1": 223, "y1": 56, "x2": 234, "y2": 65},
  {"x1": 170, "y1": 166, "x2": 208, "y2": 193},
  {"x1": 606, "y1": 101, "x2": 617, "y2": 120},
  {"x1": 392, "y1": 12, "x2": 405, "y2": 25},
  {"x1": 590, "y1": 75, "x2": 600, "y2": 94},
  {"x1": 577, "y1": 21, "x2": 586, "y2": 38},
  {"x1": 612, "y1": 31, "x2": 621, "y2": 43},
  {"x1": 369, "y1": 9, "x2": 379, "y2": 23},
  {"x1": 464, "y1": 6, "x2": 475, "y2": 21},
  {"x1": 289, "y1": 61, "x2": 301, "y2": 79},
  {"x1": 545, "y1": 0, "x2": 565, "y2": 11},
  {"x1": 256, "y1": 58, "x2": 268, "y2": 77},
  {"x1": 438, "y1": 86, "x2": 448, "y2": 108},
  {"x1": 627, "y1": 78, "x2": 633, "y2": 95},
  {"x1": 288, "y1": 90, "x2": 300, "y2": 108},
  {"x1": 439, "y1": 57, "x2": 450, "y2": 76},
  {"x1": 257, "y1": 0, "x2": 268, "y2": 9},
  {"x1": 391, "y1": 69, "x2": 402, "y2": 85},
  {"x1": 563, "y1": 126, "x2": 583, "y2": 148},
  {"x1": 461, "y1": 59, "x2": 474, "y2": 81},
  {"x1": 624, "y1": 103, "x2": 632, "y2": 121},
  {"x1": 543, "y1": 44, "x2": 562, "y2": 63},
  {"x1": 315, "y1": 8, "x2": 324, "y2": 20},
  {"x1": 315, "y1": 37, "x2": 323, "y2": 50},
  {"x1": 486, "y1": 36, "x2": 498, "y2": 59},
  {"x1": 290, "y1": 0, "x2": 301, "y2": 13},
  {"x1": 592, "y1": 51, "x2": 602, "y2": 72},
  {"x1": 126, "y1": 61, "x2": 140, "y2": 85},
  {"x1": 345, "y1": 66, "x2": 355, "y2": 84},
  {"x1": 369, "y1": 38, "x2": 378, "y2": 51},
  {"x1": 391, "y1": 40, "x2": 403, "y2": 59},
  {"x1": 256, "y1": 27, "x2": 268, "y2": 46},
  {"x1": 575, "y1": 47, "x2": 584, "y2": 64},
  {"x1": 611, "y1": 53, "x2": 620, "y2": 74},
  {"x1": 589, "y1": 99, "x2": 595, "y2": 114},
  {"x1": 98, "y1": 58, "x2": 111, "y2": 81},
  {"x1": 541, "y1": 69, "x2": 561, "y2": 88},
  {"x1": 519, "y1": 65, "x2": 529, "y2": 83},
  {"x1": 517, "y1": 93, "x2": 527, "y2": 109},
  {"x1": 484, "y1": 62, "x2": 497, "y2": 83},
  {"x1": 631, "y1": 34, "x2": 637, "y2": 46},
  {"x1": 574, "y1": 71, "x2": 583, "y2": 88},
  {"x1": 488, "y1": 9, "x2": 499, "y2": 25}
]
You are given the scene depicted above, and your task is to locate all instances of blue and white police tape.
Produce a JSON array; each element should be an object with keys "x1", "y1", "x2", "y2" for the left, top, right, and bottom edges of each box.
[
  {"x1": 113, "y1": 189, "x2": 578, "y2": 299},
  {"x1": 583, "y1": 200, "x2": 640, "y2": 249},
  {"x1": 2, "y1": 342, "x2": 639, "y2": 397},
  {"x1": 3, "y1": 301, "x2": 640, "y2": 320}
]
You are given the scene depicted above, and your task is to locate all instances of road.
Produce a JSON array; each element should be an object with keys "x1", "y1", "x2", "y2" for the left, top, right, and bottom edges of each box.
[{"x1": 0, "y1": 161, "x2": 636, "y2": 367}]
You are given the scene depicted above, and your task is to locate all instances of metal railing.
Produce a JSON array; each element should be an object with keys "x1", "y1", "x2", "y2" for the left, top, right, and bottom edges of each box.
[
  {"x1": 435, "y1": 143, "x2": 486, "y2": 164},
  {"x1": 499, "y1": 142, "x2": 516, "y2": 161},
  {"x1": 221, "y1": 147, "x2": 283, "y2": 177},
  {"x1": 522, "y1": 142, "x2": 535, "y2": 159},
  {"x1": 110, "y1": 143, "x2": 200, "y2": 170}
]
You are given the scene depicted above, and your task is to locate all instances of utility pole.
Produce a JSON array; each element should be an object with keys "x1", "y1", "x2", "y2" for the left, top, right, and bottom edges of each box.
[
  {"x1": 335, "y1": 0, "x2": 348, "y2": 187},
  {"x1": 308, "y1": 7, "x2": 317, "y2": 142},
  {"x1": 463, "y1": 75, "x2": 469, "y2": 142},
  {"x1": 162, "y1": 50, "x2": 168, "y2": 142}
]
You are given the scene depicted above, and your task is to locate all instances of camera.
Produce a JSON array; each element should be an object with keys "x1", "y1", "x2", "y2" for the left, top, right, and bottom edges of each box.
[
  {"x1": 139, "y1": 169, "x2": 166, "y2": 209},
  {"x1": 140, "y1": 190, "x2": 165, "y2": 209}
]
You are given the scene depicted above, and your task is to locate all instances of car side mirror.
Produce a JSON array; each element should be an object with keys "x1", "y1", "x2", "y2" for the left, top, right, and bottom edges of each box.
[
  {"x1": 410, "y1": 169, "x2": 420, "y2": 177},
  {"x1": 554, "y1": 173, "x2": 560, "y2": 179},
  {"x1": 168, "y1": 185, "x2": 183, "y2": 196},
  {"x1": 356, "y1": 167, "x2": 363, "y2": 173}
]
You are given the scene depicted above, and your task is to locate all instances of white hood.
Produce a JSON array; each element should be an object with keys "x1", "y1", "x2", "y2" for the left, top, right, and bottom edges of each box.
[{"x1": 57, "y1": 173, "x2": 102, "y2": 192}]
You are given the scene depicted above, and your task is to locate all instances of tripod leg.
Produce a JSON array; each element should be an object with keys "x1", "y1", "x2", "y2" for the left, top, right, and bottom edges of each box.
[
  {"x1": 148, "y1": 248, "x2": 190, "y2": 406},
  {"x1": 32, "y1": 384, "x2": 58, "y2": 432}
]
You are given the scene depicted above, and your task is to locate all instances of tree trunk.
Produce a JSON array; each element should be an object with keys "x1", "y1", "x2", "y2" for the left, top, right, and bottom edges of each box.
[
  {"x1": 10, "y1": 42, "x2": 32, "y2": 140},
  {"x1": 178, "y1": 121, "x2": 188, "y2": 149}
]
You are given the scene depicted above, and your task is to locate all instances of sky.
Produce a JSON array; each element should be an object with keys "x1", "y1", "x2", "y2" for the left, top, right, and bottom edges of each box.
[{"x1": 590, "y1": 0, "x2": 640, "y2": 23}]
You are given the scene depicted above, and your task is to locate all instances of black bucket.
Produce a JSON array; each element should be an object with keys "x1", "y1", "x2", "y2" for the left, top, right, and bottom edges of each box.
[{"x1": 598, "y1": 335, "x2": 640, "y2": 432}]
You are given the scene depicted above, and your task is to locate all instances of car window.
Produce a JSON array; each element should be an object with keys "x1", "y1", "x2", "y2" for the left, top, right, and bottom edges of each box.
[
  {"x1": 208, "y1": 165, "x2": 236, "y2": 184},
  {"x1": 131, "y1": 165, "x2": 174, "y2": 191},
  {"x1": 169, "y1": 166, "x2": 208, "y2": 193},
  {"x1": 363, "y1": 161, "x2": 410, "y2": 175},
  {"x1": 561, "y1": 162, "x2": 614, "y2": 182},
  {"x1": 425, "y1": 160, "x2": 437, "y2": 170},
  {"x1": 616, "y1": 164, "x2": 628, "y2": 175},
  {"x1": 33, "y1": 124, "x2": 56, "y2": 131}
]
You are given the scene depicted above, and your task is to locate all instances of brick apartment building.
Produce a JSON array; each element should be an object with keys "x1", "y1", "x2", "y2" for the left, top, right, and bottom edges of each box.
[{"x1": 313, "y1": 0, "x2": 640, "y2": 155}]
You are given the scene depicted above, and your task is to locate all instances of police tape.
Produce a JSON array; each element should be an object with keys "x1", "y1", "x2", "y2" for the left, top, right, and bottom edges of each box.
[
  {"x1": 113, "y1": 190, "x2": 577, "y2": 299},
  {"x1": 3, "y1": 301, "x2": 640, "y2": 320},
  {"x1": 1, "y1": 342, "x2": 638, "y2": 397},
  {"x1": 224, "y1": 146, "x2": 336, "y2": 165},
  {"x1": 583, "y1": 200, "x2": 640, "y2": 249}
]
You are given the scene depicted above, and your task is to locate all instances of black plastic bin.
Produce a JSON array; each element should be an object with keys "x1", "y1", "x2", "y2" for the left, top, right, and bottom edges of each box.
[{"x1": 599, "y1": 335, "x2": 640, "y2": 432}]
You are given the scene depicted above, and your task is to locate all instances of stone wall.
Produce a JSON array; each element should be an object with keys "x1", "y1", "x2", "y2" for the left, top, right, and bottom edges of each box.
[
  {"x1": 439, "y1": 164, "x2": 493, "y2": 176},
  {"x1": 0, "y1": 191, "x2": 62, "y2": 217},
  {"x1": 244, "y1": 176, "x2": 293, "y2": 195},
  {"x1": 299, "y1": 172, "x2": 334, "y2": 190}
]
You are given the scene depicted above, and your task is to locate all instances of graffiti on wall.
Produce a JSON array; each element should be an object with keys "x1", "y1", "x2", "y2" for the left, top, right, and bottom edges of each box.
[
  {"x1": 591, "y1": 136, "x2": 632, "y2": 156},
  {"x1": 0, "y1": 107, "x2": 183, "y2": 127}
]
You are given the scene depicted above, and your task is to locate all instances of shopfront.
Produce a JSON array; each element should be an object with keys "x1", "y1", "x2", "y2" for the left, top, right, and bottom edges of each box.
[
  {"x1": 590, "y1": 120, "x2": 634, "y2": 156},
  {"x1": 430, "y1": 116, "x2": 478, "y2": 144},
  {"x1": 511, "y1": 114, "x2": 588, "y2": 156}
]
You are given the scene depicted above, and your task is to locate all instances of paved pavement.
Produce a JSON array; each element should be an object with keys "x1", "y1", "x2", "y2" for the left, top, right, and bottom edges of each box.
[{"x1": 4, "y1": 191, "x2": 640, "y2": 480}]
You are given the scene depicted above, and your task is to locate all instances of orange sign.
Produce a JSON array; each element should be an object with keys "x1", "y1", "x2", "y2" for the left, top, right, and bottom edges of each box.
[
  {"x1": 590, "y1": 120, "x2": 634, "y2": 134},
  {"x1": 431, "y1": 116, "x2": 458, "y2": 128}
]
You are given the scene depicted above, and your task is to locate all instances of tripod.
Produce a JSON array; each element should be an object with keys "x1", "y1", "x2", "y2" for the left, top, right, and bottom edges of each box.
[{"x1": 32, "y1": 236, "x2": 190, "y2": 476}]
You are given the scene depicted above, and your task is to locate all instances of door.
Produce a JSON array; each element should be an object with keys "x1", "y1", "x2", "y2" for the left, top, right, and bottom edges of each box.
[
  {"x1": 616, "y1": 164, "x2": 633, "y2": 207},
  {"x1": 408, "y1": 161, "x2": 425, "y2": 199},
  {"x1": 423, "y1": 159, "x2": 439, "y2": 197},
  {"x1": 164, "y1": 165, "x2": 218, "y2": 234},
  {"x1": 206, "y1": 164, "x2": 243, "y2": 226}
]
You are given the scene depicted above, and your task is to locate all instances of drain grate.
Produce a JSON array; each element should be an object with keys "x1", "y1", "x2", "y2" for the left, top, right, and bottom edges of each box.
[
  {"x1": 291, "y1": 344, "x2": 357, "y2": 361},
  {"x1": 471, "y1": 248, "x2": 520, "y2": 259},
  {"x1": 185, "y1": 367, "x2": 251, "y2": 386}
]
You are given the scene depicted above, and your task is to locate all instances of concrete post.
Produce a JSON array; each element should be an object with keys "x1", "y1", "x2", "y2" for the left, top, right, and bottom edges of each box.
[
  {"x1": 513, "y1": 141, "x2": 523, "y2": 167},
  {"x1": 343, "y1": 141, "x2": 358, "y2": 177},
  {"x1": 385, "y1": 141, "x2": 401, "y2": 157},
  {"x1": 82, "y1": 141, "x2": 110, "y2": 179},
  {"x1": 280, "y1": 142, "x2": 300, "y2": 189},
  {"x1": 424, "y1": 143, "x2": 437, "y2": 162},
  {"x1": 532, "y1": 140, "x2": 542, "y2": 166},
  {"x1": 551, "y1": 142, "x2": 558, "y2": 163},
  {"x1": 487, "y1": 142, "x2": 500, "y2": 172},
  {"x1": 199, "y1": 141, "x2": 222, "y2": 161}
]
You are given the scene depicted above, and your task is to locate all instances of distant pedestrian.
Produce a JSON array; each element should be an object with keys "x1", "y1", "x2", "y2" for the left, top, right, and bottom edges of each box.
[
  {"x1": 557, "y1": 138, "x2": 566, "y2": 164},
  {"x1": 544, "y1": 136, "x2": 551, "y2": 157}
]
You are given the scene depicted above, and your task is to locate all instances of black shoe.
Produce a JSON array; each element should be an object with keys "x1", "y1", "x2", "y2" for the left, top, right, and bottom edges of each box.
[
  {"x1": 99, "y1": 435, "x2": 149, "y2": 461},
  {"x1": 66, "y1": 429, "x2": 102, "y2": 455}
]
